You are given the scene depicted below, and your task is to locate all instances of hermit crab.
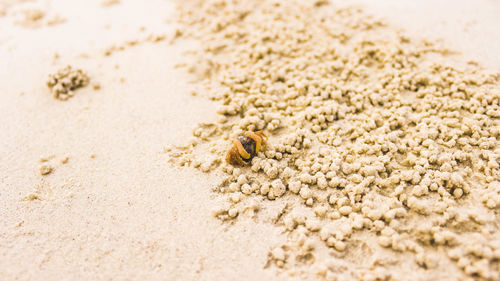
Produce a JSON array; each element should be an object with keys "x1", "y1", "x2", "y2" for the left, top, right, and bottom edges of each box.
[{"x1": 226, "y1": 131, "x2": 267, "y2": 166}]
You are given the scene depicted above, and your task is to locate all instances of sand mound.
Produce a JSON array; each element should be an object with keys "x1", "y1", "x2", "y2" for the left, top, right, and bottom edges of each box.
[
  {"x1": 168, "y1": 0, "x2": 500, "y2": 280},
  {"x1": 46, "y1": 65, "x2": 90, "y2": 100}
]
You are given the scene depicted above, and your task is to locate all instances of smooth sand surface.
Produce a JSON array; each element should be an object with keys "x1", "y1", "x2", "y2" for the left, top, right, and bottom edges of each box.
[{"x1": 1, "y1": 0, "x2": 499, "y2": 280}]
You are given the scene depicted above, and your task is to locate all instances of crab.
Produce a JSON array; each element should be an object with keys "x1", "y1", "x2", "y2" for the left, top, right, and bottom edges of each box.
[{"x1": 226, "y1": 131, "x2": 267, "y2": 166}]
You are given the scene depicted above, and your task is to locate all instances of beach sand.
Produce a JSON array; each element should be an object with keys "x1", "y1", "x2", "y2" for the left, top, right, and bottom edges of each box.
[{"x1": 1, "y1": 0, "x2": 499, "y2": 280}]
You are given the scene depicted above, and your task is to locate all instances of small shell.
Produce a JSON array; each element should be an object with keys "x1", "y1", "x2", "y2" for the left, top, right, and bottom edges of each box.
[{"x1": 226, "y1": 131, "x2": 267, "y2": 166}]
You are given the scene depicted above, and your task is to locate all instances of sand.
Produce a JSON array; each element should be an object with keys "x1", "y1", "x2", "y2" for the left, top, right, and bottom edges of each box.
[{"x1": 0, "y1": 0, "x2": 499, "y2": 280}]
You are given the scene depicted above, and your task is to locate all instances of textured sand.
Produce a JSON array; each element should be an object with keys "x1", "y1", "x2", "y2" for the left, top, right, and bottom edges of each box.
[{"x1": 0, "y1": 0, "x2": 499, "y2": 280}]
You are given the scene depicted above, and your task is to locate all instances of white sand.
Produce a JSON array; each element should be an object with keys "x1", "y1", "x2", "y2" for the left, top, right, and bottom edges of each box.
[{"x1": 1, "y1": 0, "x2": 499, "y2": 280}]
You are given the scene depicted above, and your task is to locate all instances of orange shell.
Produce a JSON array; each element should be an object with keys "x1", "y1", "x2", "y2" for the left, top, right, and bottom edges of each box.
[
  {"x1": 226, "y1": 145, "x2": 248, "y2": 166},
  {"x1": 225, "y1": 131, "x2": 267, "y2": 166}
]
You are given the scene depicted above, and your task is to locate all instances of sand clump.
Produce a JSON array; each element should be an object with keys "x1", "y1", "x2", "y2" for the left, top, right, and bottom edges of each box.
[
  {"x1": 167, "y1": 0, "x2": 500, "y2": 280},
  {"x1": 8, "y1": 2, "x2": 66, "y2": 28},
  {"x1": 39, "y1": 163, "x2": 53, "y2": 175},
  {"x1": 38, "y1": 154, "x2": 69, "y2": 176},
  {"x1": 46, "y1": 65, "x2": 90, "y2": 100},
  {"x1": 103, "y1": 33, "x2": 166, "y2": 56}
]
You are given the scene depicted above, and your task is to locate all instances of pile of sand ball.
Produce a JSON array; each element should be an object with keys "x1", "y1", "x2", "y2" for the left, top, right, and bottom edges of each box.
[
  {"x1": 168, "y1": 0, "x2": 500, "y2": 280},
  {"x1": 47, "y1": 65, "x2": 89, "y2": 100}
]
